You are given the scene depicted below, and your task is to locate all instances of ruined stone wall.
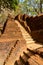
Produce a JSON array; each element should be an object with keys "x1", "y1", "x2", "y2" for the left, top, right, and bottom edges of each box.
[{"x1": 15, "y1": 14, "x2": 43, "y2": 42}]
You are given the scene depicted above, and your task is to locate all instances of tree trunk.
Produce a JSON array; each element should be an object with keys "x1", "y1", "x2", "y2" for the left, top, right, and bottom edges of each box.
[
  {"x1": 40, "y1": 0, "x2": 42, "y2": 13},
  {"x1": 0, "y1": 5, "x2": 1, "y2": 13}
]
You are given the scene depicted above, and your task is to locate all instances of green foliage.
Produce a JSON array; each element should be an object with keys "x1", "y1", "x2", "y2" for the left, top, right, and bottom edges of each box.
[
  {"x1": 0, "y1": 0, "x2": 19, "y2": 11},
  {"x1": 20, "y1": 0, "x2": 43, "y2": 15},
  {"x1": 0, "y1": 0, "x2": 43, "y2": 15},
  {"x1": 11, "y1": 0, "x2": 19, "y2": 10}
]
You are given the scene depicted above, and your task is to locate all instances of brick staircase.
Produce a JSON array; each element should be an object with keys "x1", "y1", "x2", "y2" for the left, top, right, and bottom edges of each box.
[
  {"x1": 0, "y1": 15, "x2": 43, "y2": 65},
  {"x1": 14, "y1": 14, "x2": 43, "y2": 65},
  {"x1": 0, "y1": 18, "x2": 26, "y2": 65},
  {"x1": 14, "y1": 47, "x2": 43, "y2": 65},
  {"x1": 0, "y1": 18, "x2": 22, "y2": 39},
  {"x1": 15, "y1": 20, "x2": 43, "y2": 50},
  {"x1": 15, "y1": 14, "x2": 43, "y2": 42}
]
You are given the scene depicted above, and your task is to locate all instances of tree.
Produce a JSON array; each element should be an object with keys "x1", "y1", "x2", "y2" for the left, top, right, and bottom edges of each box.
[
  {"x1": 40, "y1": 0, "x2": 42, "y2": 13},
  {"x1": 19, "y1": 0, "x2": 43, "y2": 15},
  {"x1": 0, "y1": 0, "x2": 20, "y2": 12}
]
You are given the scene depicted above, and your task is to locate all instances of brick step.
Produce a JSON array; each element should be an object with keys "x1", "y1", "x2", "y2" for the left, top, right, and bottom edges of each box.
[
  {"x1": 22, "y1": 35, "x2": 31, "y2": 38},
  {"x1": 14, "y1": 48, "x2": 43, "y2": 65},
  {"x1": 4, "y1": 28, "x2": 21, "y2": 33},
  {"x1": 4, "y1": 40, "x2": 26, "y2": 65},
  {"x1": 1, "y1": 34, "x2": 22, "y2": 39},
  {"x1": 4, "y1": 29, "x2": 21, "y2": 33},
  {"x1": 34, "y1": 47, "x2": 43, "y2": 58},
  {"x1": 26, "y1": 41, "x2": 35, "y2": 44},
  {"x1": 27, "y1": 58, "x2": 39, "y2": 65},
  {"x1": 0, "y1": 41, "x2": 16, "y2": 65},
  {"x1": 30, "y1": 55, "x2": 43, "y2": 65},
  {"x1": 15, "y1": 20, "x2": 36, "y2": 44},
  {"x1": 27, "y1": 43, "x2": 43, "y2": 50},
  {"x1": 19, "y1": 53, "x2": 31, "y2": 64},
  {"x1": 27, "y1": 48, "x2": 43, "y2": 58},
  {"x1": 25, "y1": 38, "x2": 34, "y2": 41}
]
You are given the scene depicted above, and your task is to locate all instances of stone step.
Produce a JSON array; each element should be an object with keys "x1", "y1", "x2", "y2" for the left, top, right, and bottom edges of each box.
[
  {"x1": 27, "y1": 47, "x2": 43, "y2": 58},
  {"x1": 19, "y1": 51, "x2": 30, "y2": 64},
  {"x1": 26, "y1": 41, "x2": 35, "y2": 44},
  {"x1": 25, "y1": 38, "x2": 34, "y2": 41},
  {"x1": 23, "y1": 52, "x2": 32, "y2": 58},
  {"x1": 22, "y1": 36, "x2": 32, "y2": 39},
  {"x1": 15, "y1": 20, "x2": 35, "y2": 45},
  {"x1": 22, "y1": 34, "x2": 31, "y2": 36},
  {"x1": 27, "y1": 58, "x2": 38, "y2": 65},
  {"x1": 31, "y1": 55, "x2": 43, "y2": 65},
  {"x1": 23, "y1": 36, "x2": 31, "y2": 38},
  {"x1": 34, "y1": 47, "x2": 43, "y2": 58},
  {"x1": 27, "y1": 43, "x2": 43, "y2": 50},
  {"x1": 5, "y1": 40, "x2": 26, "y2": 65}
]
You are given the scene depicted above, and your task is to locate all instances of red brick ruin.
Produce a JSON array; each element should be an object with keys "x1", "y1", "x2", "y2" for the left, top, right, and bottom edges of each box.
[{"x1": 15, "y1": 14, "x2": 43, "y2": 42}]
